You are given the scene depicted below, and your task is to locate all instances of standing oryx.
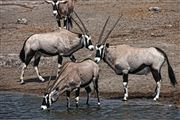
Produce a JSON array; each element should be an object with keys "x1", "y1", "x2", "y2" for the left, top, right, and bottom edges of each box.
[
  {"x1": 19, "y1": 14, "x2": 94, "y2": 84},
  {"x1": 94, "y1": 17, "x2": 177, "y2": 101},
  {"x1": 41, "y1": 59, "x2": 100, "y2": 110},
  {"x1": 45, "y1": 0, "x2": 76, "y2": 29}
]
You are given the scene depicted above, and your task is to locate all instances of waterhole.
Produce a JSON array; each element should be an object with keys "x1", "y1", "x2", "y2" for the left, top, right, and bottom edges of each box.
[{"x1": 0, "y1": 91, "x2": 179, "y2": 120}]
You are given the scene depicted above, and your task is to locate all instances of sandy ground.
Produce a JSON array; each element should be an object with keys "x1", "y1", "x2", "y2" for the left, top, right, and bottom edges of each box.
[{"x1": 0, "y1": 0, "x2": 180, "y2": 107}]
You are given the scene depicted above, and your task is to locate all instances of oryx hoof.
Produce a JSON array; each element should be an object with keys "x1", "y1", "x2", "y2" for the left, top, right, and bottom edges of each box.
[
  {"x1": 20, "y1": 80, "x2": 25, "y2": 85},
  {"x1": 122, "y1": 98, "x2": 128, "y2": 101},
  {"x1": 153, "y1": 97, "x2": 159, "y2": 101},
  {"x1": 39, "y1": 76, "x2": 45, "y2": 82},
  {"x1": 98, "y1": 102, "x2": 101, "y2": 106}
]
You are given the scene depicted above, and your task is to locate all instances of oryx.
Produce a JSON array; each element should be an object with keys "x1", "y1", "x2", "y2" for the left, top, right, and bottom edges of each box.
[
  {"x1": 94, "y1": 17, "x2": 177, "y2": 101},
  {"x1": 45, "y1": 0, "x2": 76, "y2": 29},
  {"x1": 41, "y1": 59, "x2": 100, "y2": 110},
  {"x1": 19, "y1": 13, "x2": 94, "y2": 84}
]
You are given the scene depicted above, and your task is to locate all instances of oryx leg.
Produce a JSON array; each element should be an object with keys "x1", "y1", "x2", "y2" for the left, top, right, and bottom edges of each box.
[
  {"x1": 66, "y1": 16, "x2": 72, "y2": 30},
  {"x1": 57, "y1": 19, "x2": 61, "y2": 28},
  {"x1": 57, "y1": 55, "x2": 63, "y2": 77},
  {"x1": 151, "y1": 68, "x2": 161, "y2": 101},
  {"x1": 93, "y1": 77, "x2": 100, "y2": 106},
  {"x1": 66, "y1": 91, "x2": 71, "y2": 108},
  {"x1": 122, "y1": 74, "x2": 128, "y2": 101},
  {"x1": 20, "y1": 63, "x2": 27, "y2": 84},
  {"x1": 34, "y1": 54, "x2": 44, "y2": 82},
  {"x1": 68, "y1": 16, "x2": 73, "y2": 29},
  {"x1": 85, "y1": 86, "x2": 92, "y2": 105},
  {"x1": 75, "y1": 88, "x2": 80, "y2": 108},
  {"x1": 20, "y1": 50, "x2": 35, "y2": 84},
  {"x1": 66, "y1": 16, "x2": 70, "y2": 30},
  {"x1": 63, "y1": 17, "x2": 67, "y2": 29},
  {"x1": 69, "y1": 54, "x2": 76, "y2": 62}
]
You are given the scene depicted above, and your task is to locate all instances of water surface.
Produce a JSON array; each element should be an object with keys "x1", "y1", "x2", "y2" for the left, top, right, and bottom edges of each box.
[{"x1": 0, "y1": 91, "x2": 179, "y2": 120}]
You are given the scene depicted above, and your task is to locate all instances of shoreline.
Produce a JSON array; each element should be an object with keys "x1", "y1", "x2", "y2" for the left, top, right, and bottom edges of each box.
[{"x1": 0, "y1": 86, "x2": 179, "y2": 108}]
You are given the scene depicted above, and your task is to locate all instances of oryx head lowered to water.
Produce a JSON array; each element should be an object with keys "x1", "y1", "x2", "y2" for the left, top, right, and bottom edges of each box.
[
  {"x1": 41, "y1": 59, "x2": 100, "y2": 110},
  {"x1": 45, "y1": 0, "x2": 76, "y2": 29},
  {"x1": 19, "y1": 12, "x2": 94, "y2": 84},
  {"x1": 41, "y1": 88, "x2": 60, "y2": 110},
  {"x1": 94, "y1": 16, "x2": 177, "y2": 101}
]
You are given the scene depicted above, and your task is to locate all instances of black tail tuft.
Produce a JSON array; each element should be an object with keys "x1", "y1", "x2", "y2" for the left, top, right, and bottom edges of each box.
[
  {"x1": 19, "y1": 36, "x2": 32, "y2": 63},
  {"x1": 155, "y1": 47, "x2": 177, "y2": 87},
  {"x1": 167, "y1": 63, "x2": 177, "y2": 87},
  {"x1": 19, "y1": 45, "x2": 25, "y2": 63}
]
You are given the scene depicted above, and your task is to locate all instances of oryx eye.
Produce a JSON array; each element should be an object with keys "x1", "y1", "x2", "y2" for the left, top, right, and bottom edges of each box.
[{"x1": 97, "y1": 44, "x2": 101, "y2": 48}]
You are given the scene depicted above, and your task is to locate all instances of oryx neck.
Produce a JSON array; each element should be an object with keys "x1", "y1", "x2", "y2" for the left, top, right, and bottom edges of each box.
[
  {"x1": 50, "y1": 74, "x2": 68, "y2": 93},
  {"x1": 103, "y1": 49, "x2": 117, "y2": 72},
  {"x1": 62, "y1": 35, "x2": 83, "y2": 56}
]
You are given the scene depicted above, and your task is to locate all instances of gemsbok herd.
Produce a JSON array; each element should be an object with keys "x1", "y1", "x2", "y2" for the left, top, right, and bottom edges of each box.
[{"x1": 18, "y1": 0, "x2": 177, "y2": 110}]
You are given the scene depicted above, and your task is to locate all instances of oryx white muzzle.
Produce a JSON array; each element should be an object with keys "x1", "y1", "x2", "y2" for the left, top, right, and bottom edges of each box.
[{"x1": 41, "y1": 105, "x2": 48, "y2": 110}]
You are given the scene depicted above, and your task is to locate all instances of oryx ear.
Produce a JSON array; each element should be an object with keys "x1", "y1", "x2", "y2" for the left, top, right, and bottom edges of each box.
[
  {"x1": 44, "y1": 0, "x2": 53, "y2": 4},
  {"x1": 56, "y1": 87, "x2": 59, "y2": 91},
  {"x1": 106, "y1": 43, "x2": 109, "y2": 48},
  {"x1": 60, "y1": 0, "x2": 68, "y2": 4}
]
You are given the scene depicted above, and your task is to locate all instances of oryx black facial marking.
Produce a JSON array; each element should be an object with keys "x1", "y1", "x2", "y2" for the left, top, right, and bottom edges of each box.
[
  {"x1": 95, "y1": 44, "x2": 105, "y2": 63},
  {"x1": 51, "y1": 0, "x2": 60, "y2": 16},
  {"x1": 82, "y1": 35, "x2": 93, "y2": 50},
  {"x1": 41, "y1": 88, "x2": 60, "y2": 110},
  {"x1": 96, "y1": 45, "x2": 104, "y2": 57},
  {"x1": 41, "y1": 93, "x2": 51, "y2": 110}
]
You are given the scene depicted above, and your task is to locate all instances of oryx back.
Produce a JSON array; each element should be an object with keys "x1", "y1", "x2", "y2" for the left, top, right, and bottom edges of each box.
[
  {"x1": 24, "y1": 29, "x2": 80, "y2": 56},
  {"x1": 76, "y1": 59, "x2": 99, "y2": 86},
  {"x1": 108, "y1": 44, "x2": 165, "y2": 75},
  {"x1": 55, "y1": 59, "x2": 99, "y2": 89}
]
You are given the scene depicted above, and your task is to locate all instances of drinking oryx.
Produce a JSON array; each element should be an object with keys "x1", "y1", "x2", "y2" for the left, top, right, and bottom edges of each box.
[
  {"x1": 94, "y1": 17, "x2": 177, "y2": 101},
  {"x1": 19, "y1": 14, "x2": 94, "y2": 84},
  {"x1": 41, "y1": 59, "x2": 100, "y2": 110},
  {"x1": 45, "y1": 0, "x2": 76, "y2": 29}
]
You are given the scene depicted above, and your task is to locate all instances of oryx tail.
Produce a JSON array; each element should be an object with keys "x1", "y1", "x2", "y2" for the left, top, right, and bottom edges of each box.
[
  {"x1": 19, "y1": 36, "x2": 31, "y2": 63},
  {"x1": 155, "y1": 47, "x2": 177, "y2": 86},
  {"x1": 19, "y1": 44, "x2": 25, "y2": 63}
]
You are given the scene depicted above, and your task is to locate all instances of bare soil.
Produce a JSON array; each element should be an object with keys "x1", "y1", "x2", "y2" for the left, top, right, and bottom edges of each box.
[{"x1": 0, "y1": 0, "x2": 180, "y2": 107}]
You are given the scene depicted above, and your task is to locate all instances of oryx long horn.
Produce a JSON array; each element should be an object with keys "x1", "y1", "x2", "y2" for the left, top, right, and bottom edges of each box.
[
  {"x1": 45, "y1": 62, "x2": 57, "y2": 93},
  {"x1": 71, "y1": 17, "x2": 85, "y2": 34},
  {"x1": 50, "y1": 74, "x2": 68, "y2": 92},
  {"x1": 98, "y1": 16, "x2": 110, "y2": 44},
  {"x1": 73, "y1": 10, "x2": 88, "y2": 33},
  {"x1": 45, "y1": 76, "x2": 52, "y2": 93},
  {"x1": 102, "y1": 16, "x2": 122, "y2": 44},
  {"x1": 48, "y1": 62, "x2": 70, "y2": 92},
  {"x1": 44, "y1": 0, "x2": 53, "y2": 4}
]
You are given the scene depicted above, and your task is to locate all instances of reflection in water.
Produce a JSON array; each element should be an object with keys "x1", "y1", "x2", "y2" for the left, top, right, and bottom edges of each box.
[{"x1": 0, "y1": 91, "x2": 179, "y2": 120}]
